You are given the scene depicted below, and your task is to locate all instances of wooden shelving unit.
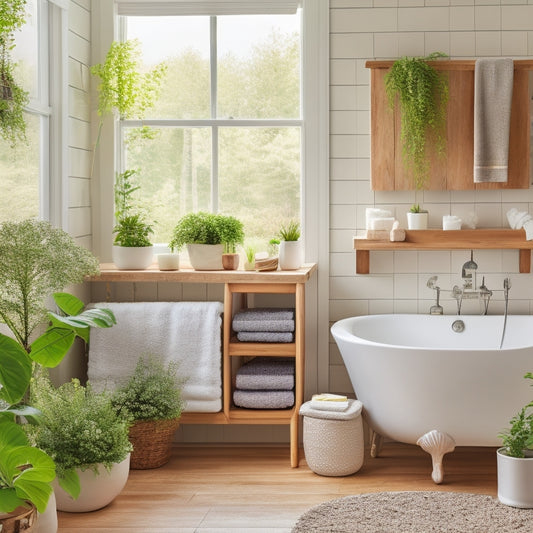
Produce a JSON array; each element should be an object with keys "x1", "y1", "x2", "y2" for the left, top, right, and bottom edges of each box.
[
  {"x1": 353, "y1": 229, "x2": 533, "y2": 274},
  {"x1": 88, "y1": 263, "x2": 317, "y2": 467}
]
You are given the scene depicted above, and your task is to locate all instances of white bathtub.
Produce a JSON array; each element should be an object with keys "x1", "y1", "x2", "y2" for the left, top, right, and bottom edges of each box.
[{"x1": 331, "y1": 314, "x2": 533, "y2": 449}]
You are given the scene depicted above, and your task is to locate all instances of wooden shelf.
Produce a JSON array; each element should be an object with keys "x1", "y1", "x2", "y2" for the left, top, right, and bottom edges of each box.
[
  {"x1": 353, "y1": 229, "x2": 533, "y2": 274},
  {"x1": 228, "y1": 340, "x2": 296, "y2": 357}
]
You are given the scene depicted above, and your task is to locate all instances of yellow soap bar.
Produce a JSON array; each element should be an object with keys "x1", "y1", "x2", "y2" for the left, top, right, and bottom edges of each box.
[{"x1": 312, "y1": 393, "x2": 348, "y2": 402}]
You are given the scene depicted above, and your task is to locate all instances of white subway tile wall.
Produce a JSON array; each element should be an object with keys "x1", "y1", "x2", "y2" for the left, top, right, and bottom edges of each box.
[{"x1": 329, "y1": 0, "x2": 533, "y2": 395}]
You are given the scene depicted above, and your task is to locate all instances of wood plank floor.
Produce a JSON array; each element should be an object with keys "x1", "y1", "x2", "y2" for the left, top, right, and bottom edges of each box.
[{"x1": 57, "y1": 442, "x2": 498, "y2": 532}]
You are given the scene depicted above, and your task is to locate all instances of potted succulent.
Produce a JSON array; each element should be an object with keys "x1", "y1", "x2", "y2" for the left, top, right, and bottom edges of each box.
[
  {"x1": 406, "y1": 203, "x2": 429, "y2": 230},
  {"x1": 112, "y1": 169, "x2": 154, "y2": 270},
  {"x1": 0, "y1": 219, "x2": 115, "y2": 529},
  {"x1": 28, "y1": 373, "x2": 132, "y2": 513},
  {"x1": 385, "y1": 52, "x2": 448, "y2": 190},
  {"x1": 112, "y1": 355, "x2": 186, "y2": 469},
  {"x1": 278, "y1": 220, "x2": 302, "y2": 270},
  {"x1": 169, "y1": 212, "x2": 244, "y2": 271},
  {"x1": 497, "y1": 372, "x2": 533, "y2": 508}
]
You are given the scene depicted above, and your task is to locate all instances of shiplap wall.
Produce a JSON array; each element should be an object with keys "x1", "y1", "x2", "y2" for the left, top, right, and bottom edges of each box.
[{"x1": 329, "y1": 0, "x2": 533, "y2": 396}]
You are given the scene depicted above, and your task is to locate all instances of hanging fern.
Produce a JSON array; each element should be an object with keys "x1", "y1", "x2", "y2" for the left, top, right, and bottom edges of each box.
[{"x1": 384, "y1": 52, "x2": 449, "y2": 190}]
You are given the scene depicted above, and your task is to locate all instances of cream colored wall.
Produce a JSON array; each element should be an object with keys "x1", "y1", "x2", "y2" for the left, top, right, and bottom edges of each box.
[{"x1": 329, "y1": 0, "x2": 533, "y2": 396}]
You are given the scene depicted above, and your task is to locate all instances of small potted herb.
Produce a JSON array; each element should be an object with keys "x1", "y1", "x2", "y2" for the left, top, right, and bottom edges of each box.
[
  {"x1": 218, "y1": 215, "x2": 244, "y2": 270},
  {"x1": 112, "y1": 355, "x2": 186, "y2": 469},
  {"x1": 243, "y1": 244, "x2": 257, "y2": 271},
  {"x1": 407, "y1": 203, "x2": 429, "y2": 230},
  {"x1": 497, "y1": 372, "x2": 533, "y2": 508},
  {"x1": 278, "y1": 220, "x2": 302, "y2": 270},
  {"x1": 112, "y1": 169, "x2": 154, "y2": 269}
]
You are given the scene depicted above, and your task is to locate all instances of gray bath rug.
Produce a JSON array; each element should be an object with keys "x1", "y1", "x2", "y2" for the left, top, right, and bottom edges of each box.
[{"x1": 292, "y1": 491, "x2": 533, "y2": 532}]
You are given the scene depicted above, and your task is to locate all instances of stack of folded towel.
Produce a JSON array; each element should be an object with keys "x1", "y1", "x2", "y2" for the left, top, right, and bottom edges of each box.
[
  {"x1": 232, "y1": 308, "x2": 295, "y2": 343},
  {"x1": 233, "y1": 357, "x2": 295, "y2": 409},
  {"x1": 310, "y1": 393, "x2": 350, "y2": 412}
]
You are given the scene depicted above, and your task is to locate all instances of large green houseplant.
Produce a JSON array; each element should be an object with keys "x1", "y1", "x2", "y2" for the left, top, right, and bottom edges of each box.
[
  {"x1": 385, "y1": 52, "x2": 449, "y2": 190},
  {"x1": 112, "y1": 355, "x2": 185, "y2": 469},
  {"x1": 0, "y1": 0, "x2": 29, "y2": 146},
  {"x1": 0, "y1": 219, "x2": 115, "y2": 517}
]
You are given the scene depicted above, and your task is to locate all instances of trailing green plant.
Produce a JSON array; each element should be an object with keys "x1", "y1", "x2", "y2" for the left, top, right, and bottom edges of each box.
[
  {"x1": 169, "y1": 211, "x2": 244, "y2": 252},
  {"x1": 28, "y1": 372, "x2": 132, "y2": 481},
  {"x1": 0, "y1": 0, "x2": 29, "y2": 146},
  {"x1": 385, "y1": 52, "x2": 449, "y2": 190},
  {"x1": 111, "y1": 355, "x2": 185, "y2": 422},
  {"x1": 498, "y1": 373, "x2": 533, "y2": 458},
  {"x1": 278, "y1": 220, "x2": 300, "y2": 241}
]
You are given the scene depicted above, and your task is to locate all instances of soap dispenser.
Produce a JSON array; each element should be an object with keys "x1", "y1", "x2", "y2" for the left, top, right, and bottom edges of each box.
[{"x1": 461, "y1": 250, "x2": 478, "y2": 291}]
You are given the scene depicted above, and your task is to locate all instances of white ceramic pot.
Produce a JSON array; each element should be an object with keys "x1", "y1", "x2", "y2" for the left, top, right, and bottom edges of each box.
[
  {"x1": 406, "y1": 211, "x2": 428, "y2": 230},
  {"x1": 497, "y1": 448, "x2": 533, "y2": 508},
  {"x1": 54, "y1": 454, "x2": 130, "y2": 513},
  {"x1": 186, "y1": 243, "x2": 223, "y2": 270},
  {"x1": 157, "y1": 253, "x2": 179, "y2": 271},
  {"x1": 35, "y1": 492, "x2": 57, "y2": 533},
  {"x1": 279, "y1": 240, "x2": 303, "y2": 270},
  {"x1": 112, "y1": 245, "x2": 153, "y2": 270}
]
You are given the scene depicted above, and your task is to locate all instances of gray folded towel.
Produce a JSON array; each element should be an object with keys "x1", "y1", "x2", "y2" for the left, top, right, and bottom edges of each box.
[
  {"x1": 236, "y1": 331, "x2": 294, "y2": 343},
  {"x1": 236, "y1": 357, "x2": 294, "y2": 390},
  {"x1": 474, "y1": 58, "x2": 514, "y2": 183},
  {"x1": 233, "y1": 389, "x2": 295, "y2": 409},
  {"x1": 232, "y1": 307, "x2": 295, "y2": 333}
]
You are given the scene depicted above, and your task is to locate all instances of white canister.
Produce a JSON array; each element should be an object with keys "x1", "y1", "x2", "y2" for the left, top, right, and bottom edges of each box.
[{"x1": 442, "y1": 215, "x2": 462, "y2": 230}]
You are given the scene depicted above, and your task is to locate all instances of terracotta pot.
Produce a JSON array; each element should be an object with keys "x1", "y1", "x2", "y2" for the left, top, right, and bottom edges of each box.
[
  {"x1": 222, "y1": 253, "x2": 240, "y2": 270},
  {"x1": 0, "y1": 505, "x2": 37, "y2": 532}
]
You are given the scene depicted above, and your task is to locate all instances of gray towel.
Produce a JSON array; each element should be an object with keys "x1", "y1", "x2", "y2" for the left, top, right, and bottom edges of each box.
[
  {"x1": 474, "y1": 58, "x2": 514, "y2": 183},
  {"x1": 232, "y1": 307, "x2": 295, "y2": 332},
  {"x1": 237, "y1": 331, "x2": 294, "y2": 343},
  {"x1": 233, "y1": 389, "x2": 295, "y2": 409},
  {"x1": 236, "y1": 357, "x2": 294, "y2": 390}
]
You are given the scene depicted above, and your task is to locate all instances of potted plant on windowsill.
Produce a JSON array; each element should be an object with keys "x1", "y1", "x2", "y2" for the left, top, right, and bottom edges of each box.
[
  {"x1": 28, "y1": 372, "x2": 132, "y2": 513},
  {"x1": 278, "y1": 220, "x2": 302, "y2": 270},
  {"x1": 497, "y1": 372, "x2": 533, "y2": 508},
  {"x1": 112, "y1": 169, "x2": 154, "y2": 270},
  {"x1": 111, "y1": 355, "x2": 186, "y2": 469},
  {"x1": 218, "y1": 215, "x2": 244, "y2": 271}
]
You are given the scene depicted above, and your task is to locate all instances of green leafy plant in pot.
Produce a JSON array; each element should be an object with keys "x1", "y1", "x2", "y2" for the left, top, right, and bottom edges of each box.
[
  {"x1": 0, "y1": 219, "x2": 115, "y2": 521},
  {"x1": 385, "y1": 52, "x2": 449, "y2": 191},
  {"x1": 278, "y1": 220, "x2": 302, "y2": 271},
  {"x1": 497, "y1": 372, "x2": 533, "y2": 508},
  {"x1": 112, "y1": 355, "x2": 186, "y2": 469},
  {"x1": 218, "y1": 215, "x2": 244, "y2": 270},
  {"x1": 112, "y1": 169, "x2": 155, "y2": 270},
  {"x1": 28, "y1": 372, "x2": 132, "y2": 513}
]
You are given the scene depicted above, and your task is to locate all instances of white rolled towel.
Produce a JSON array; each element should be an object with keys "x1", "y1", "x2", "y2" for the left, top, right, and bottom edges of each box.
[{"x1": 507, "y1": 208, "x2": 533, "y2": 240}]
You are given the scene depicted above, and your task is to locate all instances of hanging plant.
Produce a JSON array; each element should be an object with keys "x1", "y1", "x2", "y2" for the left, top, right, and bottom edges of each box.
[
  {"x1": 0, "y1": 0, "x2": 29, "y2": 146},
  {"x1": 384, "y1": 52, "x2": 449, "y2": 190}
]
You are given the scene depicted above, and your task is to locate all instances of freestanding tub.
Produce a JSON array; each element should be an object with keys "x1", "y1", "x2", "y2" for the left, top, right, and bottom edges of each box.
[{"x1": 331, "y1": 314, "x2": 533, "y2": 483}]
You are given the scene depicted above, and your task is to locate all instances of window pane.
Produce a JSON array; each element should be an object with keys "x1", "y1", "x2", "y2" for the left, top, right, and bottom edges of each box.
[
  {"x1": 0, "y1": 113, "x2": 40, "y2": 222},
  {"x1": 219, "y1": 127, "x2": 300, "y2": 245},
  {"x1": 217, "y1": 14, "x2": 300, "y2": 119},
  {"x1": 123, "y1": 127, "x2": 212, "y2": 243},
  {"x1": 126, "y1": 16, "x2": 210, "y2": 119}
]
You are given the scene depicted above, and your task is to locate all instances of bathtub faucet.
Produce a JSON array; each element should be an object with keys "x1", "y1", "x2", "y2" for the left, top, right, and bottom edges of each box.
[{"x1": 426, "y1": 276, "x2": 443, "y2": 315}]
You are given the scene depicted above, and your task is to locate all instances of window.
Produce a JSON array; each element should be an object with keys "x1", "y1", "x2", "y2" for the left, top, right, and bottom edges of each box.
[
  {"x1": 0, "y1": 0, "x2": 66, "y2": 225},
  {"x1": 118, "y1": 7, "x2": 302, "y2": 248}
]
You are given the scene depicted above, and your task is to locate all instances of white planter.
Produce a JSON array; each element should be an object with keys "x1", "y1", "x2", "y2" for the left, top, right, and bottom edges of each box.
[
  {"x1": 157, "y1": 253, "x2": 179, "y2": 271},
  {"x1": 35, "y1": 492, "x2": 57, "y2": 533},
  {"x1": 187, "y1": 243, "x2": 223, "y2": 270},
  {"x1": 407, "y1": 211, "x2": 428, "y2": 230},
  {"x1": 279, "y1": 240, "x2": 303, "y2": 270},
  {"x1": 112, "y1": 245, "x2": 153, "y2": 270},
  {"x1": 54, "y1": 454, "x2": 130, "y2": 513},
  {"x1": 497, "y1": 448, "x2": 533, "y2": 508}
]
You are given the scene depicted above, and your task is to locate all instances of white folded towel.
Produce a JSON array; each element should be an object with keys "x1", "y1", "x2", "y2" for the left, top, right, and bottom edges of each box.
[{"x1": 507, "y1": 208, "x2": 533, "y2": 240}]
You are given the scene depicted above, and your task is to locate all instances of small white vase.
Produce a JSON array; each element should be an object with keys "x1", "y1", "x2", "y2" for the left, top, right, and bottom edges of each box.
[
  {"x1": 54, "y1": 454, "x2": 130, "y2": 513},
  {"x1": 187, "y1": 243, "x2": 223, "y2": 270},
  {"x1": 35, "y1": 492, "x2": 57, "y2": 533},
  {"x1": 112, "y1": 245, "x2": 153, "y2": 270},
  {"x1": 279, "y1": 240, "x2": 303, "y2": 270},
  {"x1": 157, "y1": 253, "x2": 179, "y2": 271},
  {"x1": 406, "y1": 211, "x2": 428, "y2": 230},
  {"x1": 497, "y1": 448, "x2": 533, "y2": 508}
]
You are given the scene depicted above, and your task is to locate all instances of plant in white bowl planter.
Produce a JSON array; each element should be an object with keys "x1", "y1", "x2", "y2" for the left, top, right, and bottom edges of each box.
[
  {"x1": 278, "y1": 220, "x2": 303, "y2": 270},
  {"x1": 28, "y1": 374, "x2": 132, "y2": 513},
  {"x1": 406, "y1": 203, "x2": 428, "y2": 230},
  {"x1": 497, "y1": 372, "x2": 533, "y2": 508}
]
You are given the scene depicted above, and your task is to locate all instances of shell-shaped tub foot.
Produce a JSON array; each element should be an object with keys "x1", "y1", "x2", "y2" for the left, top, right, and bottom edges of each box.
[{"x1": 416, "y1": 430, "x2": 456, "y2": 484}]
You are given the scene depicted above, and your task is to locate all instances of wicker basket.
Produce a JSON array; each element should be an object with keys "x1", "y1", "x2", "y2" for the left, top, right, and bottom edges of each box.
[{"x1": 128, "y1": 418, "x2": 180, "y2": 469}]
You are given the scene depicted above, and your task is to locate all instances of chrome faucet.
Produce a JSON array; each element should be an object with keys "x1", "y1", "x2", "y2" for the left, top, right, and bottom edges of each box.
[{"x1": 427, "y1": 276, "x2": 443, "y2": 315}]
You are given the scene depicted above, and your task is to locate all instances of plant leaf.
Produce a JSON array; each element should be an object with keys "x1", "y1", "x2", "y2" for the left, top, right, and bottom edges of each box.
[
  {"x1": 0, "y1": 333, "x2": 32, "y2": 404},
  {"x1": 53, "y1": 292, "x2": 85, "y2": 316},
  {"x1": 29, "y1": 328, "x2": 75, "y2": 367},
  {"x1": 58, "y1": 467, "x2": 81, "y2": 500}
]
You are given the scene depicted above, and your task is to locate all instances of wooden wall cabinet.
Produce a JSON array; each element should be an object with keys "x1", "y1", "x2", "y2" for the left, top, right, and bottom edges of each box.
[{"x1": 368, "y1": 59, "x2": 533, "y2": 191}]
